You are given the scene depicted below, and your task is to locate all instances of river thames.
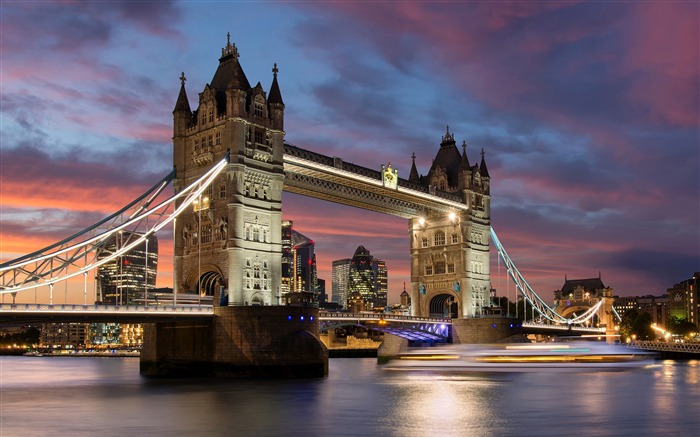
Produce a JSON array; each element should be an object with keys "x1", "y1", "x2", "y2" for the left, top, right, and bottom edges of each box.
[{"x1": 1, "y1": 356, "x2": 698, "y2": 436}]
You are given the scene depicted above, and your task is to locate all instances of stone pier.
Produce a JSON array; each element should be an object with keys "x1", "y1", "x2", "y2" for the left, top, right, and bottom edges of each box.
[
  {"x1": 140, "y1": 306, "x2": 328, "y2": 378},
  {"x1": 450, "y1": 317, "x2": 523, "y2": 344}
]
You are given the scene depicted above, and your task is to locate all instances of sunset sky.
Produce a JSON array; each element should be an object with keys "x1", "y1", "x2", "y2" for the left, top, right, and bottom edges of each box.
[{"x1": 1, "y1": 1, "x2": 698, "y2": 304}]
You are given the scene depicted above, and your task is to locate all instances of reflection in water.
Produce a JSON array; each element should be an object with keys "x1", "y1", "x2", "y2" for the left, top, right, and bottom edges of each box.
[{"x1": 0, "y1": 357, "x2": 699, "y2": 436}]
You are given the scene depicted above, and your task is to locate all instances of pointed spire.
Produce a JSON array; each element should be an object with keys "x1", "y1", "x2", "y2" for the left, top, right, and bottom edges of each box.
[
  {"x1": 400, "y1": 282, "x2": 409, "y2": 296},
  {"x1": 479, "y1": 147, "x2": 490, "y2": 178},
  {"x1": 409, "y1": 152, "x2": 420, "y2": 182},
  {"x1": 268, "y1": 63, "x2": 284, "y2": 105},
  {"x1": 460, "y1": 140, "x2": 471, "y2": 169},
  {"x1": 441, "y1": 124, "x2": 455, "y2": 146},
  {"x1": 173, "y1": 71, "x2": 191, "y2": 114},
  {"x1": 221, "y1": 32, "x2": 239, "y2": 60}
]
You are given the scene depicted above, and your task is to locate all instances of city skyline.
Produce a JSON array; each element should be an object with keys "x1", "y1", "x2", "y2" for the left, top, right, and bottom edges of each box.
[{"x1": 1, "y1": 2, "x2": 698, "y2": 304}]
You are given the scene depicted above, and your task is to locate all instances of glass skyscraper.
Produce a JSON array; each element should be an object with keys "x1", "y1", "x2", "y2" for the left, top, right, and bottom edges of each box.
[
  {"x1": 334, "y1": 246, "x2": 388, "y2": 312},
  {"x1": 96, "y1": 231, "x2": 158, "y2": 305},
  {"x1": 281, "y1": 221, "x2": 320, "y2": 305}
]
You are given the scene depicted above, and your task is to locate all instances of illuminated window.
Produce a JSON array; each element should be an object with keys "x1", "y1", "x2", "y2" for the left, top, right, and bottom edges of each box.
[{"x1": 434, "y1": 231, "x2": 445, "y2": 246}]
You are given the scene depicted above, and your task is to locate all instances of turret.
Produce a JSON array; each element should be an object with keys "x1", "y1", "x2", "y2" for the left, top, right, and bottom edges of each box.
[
  {"x1": 409, "y1": 153, "x2": 420, "y2": 182},
  {"x1": 268, "y1": 63, "x2": 285, "y2": 131},
  {"x1": 173, "y1": 72, "x2": 192, "y2": 136},
  {"x1": 459, "y1": 140, "x2": 472, "y2": 191},
  {"x1": 173, "y1": 72, "x2": 192, "y2": 173},
  {"x1": 479, "y1": 148, "x2": 490, "y2": 194}
]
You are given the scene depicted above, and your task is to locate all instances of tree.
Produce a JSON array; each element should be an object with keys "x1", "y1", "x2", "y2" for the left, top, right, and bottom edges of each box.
[
  {"x1": 668, "y1": 316, "x2": 698, "y2": 338},
  {"x1": 619, "y1": 309, "x2": 655, "y2": 341}
]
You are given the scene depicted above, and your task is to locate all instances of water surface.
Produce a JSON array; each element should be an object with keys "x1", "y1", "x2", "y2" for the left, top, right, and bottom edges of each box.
[{"x1": 1, "y1": 357, "x2": 698, "y2": 436}]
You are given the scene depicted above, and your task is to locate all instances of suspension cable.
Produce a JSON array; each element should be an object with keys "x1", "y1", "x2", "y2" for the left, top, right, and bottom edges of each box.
[{"x1": 1, "y1": 153, "x2": 229, "y2": 294}]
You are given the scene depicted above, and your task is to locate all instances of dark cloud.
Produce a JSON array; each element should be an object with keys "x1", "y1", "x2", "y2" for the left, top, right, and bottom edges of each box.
[
  {"x1": 0, "y1": 143, "x2": 166, "y2": 199},
  {"x1": 603, "y1": 249, "x2": 700, "y2": 292},
  {"x1": 1, "y1": 1, "x2": 182, "y2": 56}
]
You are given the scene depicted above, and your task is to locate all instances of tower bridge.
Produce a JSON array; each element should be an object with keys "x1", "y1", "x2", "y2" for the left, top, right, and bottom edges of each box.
[{"x1": 0, "y1": 35, "x2": 618, "y2": 376}]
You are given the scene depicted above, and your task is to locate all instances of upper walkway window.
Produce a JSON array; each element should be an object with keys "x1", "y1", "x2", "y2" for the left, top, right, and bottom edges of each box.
[{"x1": 434, "y1": 231, "x2": 445, "y2": 246}]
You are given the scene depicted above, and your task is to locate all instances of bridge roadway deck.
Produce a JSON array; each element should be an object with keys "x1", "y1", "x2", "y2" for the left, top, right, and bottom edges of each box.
[{"x1": 0, "y1": 305, "x2": 450, "y2": 326}]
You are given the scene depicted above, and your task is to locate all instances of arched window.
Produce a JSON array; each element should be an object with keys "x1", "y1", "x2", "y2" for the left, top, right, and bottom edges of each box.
[
  {"x1": 434, "y1": 231, "x2": 445, "y2": 246},
  {"x1": 439, "y1": 180, "x2": 446, "y2": 190},
  {"x1": 208, "y1": 110, "x2": 214, "y2": 123}
]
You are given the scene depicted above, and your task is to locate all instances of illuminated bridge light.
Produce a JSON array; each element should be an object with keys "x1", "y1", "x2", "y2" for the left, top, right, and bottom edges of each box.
[
  {"x1": 287, "y1": 315, "x2": 292, "y2": 321},
  {"x1": 300, "y1": 316, "x2": 304, "y2": 321}
]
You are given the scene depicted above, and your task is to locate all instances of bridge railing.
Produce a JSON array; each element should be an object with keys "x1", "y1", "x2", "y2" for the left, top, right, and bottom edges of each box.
[
  {"x1": 628, "y1": 340, "x2": 700, "y2": 354},
  {"x1": 0, "y1": 304, "x2": 213, "y2": 314},
  {"x1": 319, "y1": 312, "x2": 450, "y2": 324}
]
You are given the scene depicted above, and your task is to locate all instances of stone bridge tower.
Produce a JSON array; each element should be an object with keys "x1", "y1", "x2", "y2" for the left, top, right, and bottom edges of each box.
[
  {"x1": 408, "y1": 127, "x2": 491, "y2": 319},
  {"x1": 172, "y1": 34, "x2": 285, "y2": 306}
]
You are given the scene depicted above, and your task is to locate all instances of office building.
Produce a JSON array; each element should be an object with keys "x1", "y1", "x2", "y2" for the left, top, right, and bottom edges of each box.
[{"x1": 96, "y1": 231, "x2": 158, "y2": 305}]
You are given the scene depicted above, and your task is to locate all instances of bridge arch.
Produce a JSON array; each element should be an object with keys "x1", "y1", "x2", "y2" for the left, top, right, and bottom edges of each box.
[
  {"x1": 428, "y1": 293, "x2": 458, "y2": 319},
  {"x1": 187, "y1": 265, "x2": 225, "y2": 297},
  {"x1": 559, "y1": 305, "x2": 591, "y2": 319}
]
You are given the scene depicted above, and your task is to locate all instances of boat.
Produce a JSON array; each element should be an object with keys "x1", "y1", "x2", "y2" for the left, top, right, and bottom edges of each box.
[{"x1": 383, "y1": 341, "x2": 656, "y2": 372}]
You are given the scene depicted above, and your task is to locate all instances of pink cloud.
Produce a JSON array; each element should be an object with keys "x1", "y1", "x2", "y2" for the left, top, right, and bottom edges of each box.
[{"x1": 621, "y1": 3, "x2": 700, "y2": 127}]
